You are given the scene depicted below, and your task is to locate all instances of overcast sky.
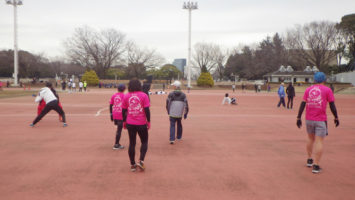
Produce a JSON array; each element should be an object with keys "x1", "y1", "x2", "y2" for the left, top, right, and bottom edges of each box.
[{"x1": 0, "y1": 0, "x2": 354, "y2": 63}]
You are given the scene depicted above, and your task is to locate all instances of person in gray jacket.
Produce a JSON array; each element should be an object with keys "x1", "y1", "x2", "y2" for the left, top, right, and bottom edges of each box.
[{"x1": 166, "y1": 81, "x2": 189, "y2": 144}]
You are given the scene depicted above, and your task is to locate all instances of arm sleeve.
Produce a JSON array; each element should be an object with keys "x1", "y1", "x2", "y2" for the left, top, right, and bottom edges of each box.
[
  {"x1": 184, "y1": 97, "x2": 189, "y2": 115},
  {"x1": 144, "y1": 107, "x2": 151, "y2": 122},
  {"x1": 122, "y1": 109, "x2": 127, "y2": 122},
  {"x1": 329, "y1": 102, "x2": 338, "y2": 119},
  {"x1": 143, "y1": 93, "x2": 150, "y2": 108},
  {"x1": 297, "y1": 101, "x2": 306, "y2": 119}
]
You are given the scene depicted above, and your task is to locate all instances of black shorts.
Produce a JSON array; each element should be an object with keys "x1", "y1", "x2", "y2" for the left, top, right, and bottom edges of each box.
[{"x1": 114, "y1": 119, "x2": 123, "y2": 126}]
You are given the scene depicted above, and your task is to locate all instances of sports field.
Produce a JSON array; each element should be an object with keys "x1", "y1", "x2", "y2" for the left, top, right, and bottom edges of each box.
[{"x1": 0, "y1": 89, "x2": 354, "y2": 200}]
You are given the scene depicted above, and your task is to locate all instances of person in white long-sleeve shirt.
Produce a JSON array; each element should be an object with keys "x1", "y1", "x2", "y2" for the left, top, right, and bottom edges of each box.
[
  {"x1": 30, "y1": 82, "x2": 67, "y2": 127},
  {"x1": 222, "y1": 93, "x2": 231, "y2": 105}
]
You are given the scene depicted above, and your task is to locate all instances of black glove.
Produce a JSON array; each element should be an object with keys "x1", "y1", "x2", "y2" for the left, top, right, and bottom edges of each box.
[
  {"x1": 297, "y1": 119, "x2": 302, "y2": 128},
  {"x1": 184, "y1": 113, "x2": 187, "y2": 119},
  {"x1": 334, "y1": 118, "x2": 339, "y2": 127},
  {"x1": 110, "y1": 114, "x2": 113, "y2": 122}
]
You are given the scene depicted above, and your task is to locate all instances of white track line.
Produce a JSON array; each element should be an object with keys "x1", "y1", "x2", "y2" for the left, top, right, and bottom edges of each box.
[{"x1": 95, "y1": 107, "x2": 108, "y2": 117}]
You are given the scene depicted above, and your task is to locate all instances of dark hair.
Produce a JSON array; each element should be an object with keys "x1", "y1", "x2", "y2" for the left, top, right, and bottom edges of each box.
[
  {"x1": 117, "y1": 84, "x2": 126, "y2": 92},
  {"x1": 128, "y1": 79, "x2": 142, "y2": 92},
  {"x1": 46, "y1": 82, "x2": 52, "y2": 88},
  {"x1": 289, "y1": 83, "x2": 292, "y2": 86},
  {"x1": 46, "y1": 82, "x2": 59, "y2": 99},
  {"x1": 225, "y1": 93, "x2": 229, "y2": 97}
]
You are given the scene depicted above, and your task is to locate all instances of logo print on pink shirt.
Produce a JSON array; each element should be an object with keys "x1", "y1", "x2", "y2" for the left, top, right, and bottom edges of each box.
[
  {"x1": 128, "y1": 95, "x2": 143, "y2": 115},
  {"x1": 307, "y1": 86, "x2": 322, "y2": 108},
  {"x1": 113, "y1": 96, "x2": 122, "y2": 112}
]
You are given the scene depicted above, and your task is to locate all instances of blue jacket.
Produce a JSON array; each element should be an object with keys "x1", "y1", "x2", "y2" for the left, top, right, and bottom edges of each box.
[{"x1": 278, "y1": 85, "x2": 285, "y2": 97}]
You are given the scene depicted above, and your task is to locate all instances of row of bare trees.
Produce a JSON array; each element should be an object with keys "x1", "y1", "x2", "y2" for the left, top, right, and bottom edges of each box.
[
  {"x1": 64, "y1": 26, "x2": 165, "y2": 78},
  {"x1": 196, "y1": 21, "x2": 349, "y2": 80}
]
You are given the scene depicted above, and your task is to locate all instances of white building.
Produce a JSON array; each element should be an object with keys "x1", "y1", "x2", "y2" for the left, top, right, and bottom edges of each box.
[{"x1": 263, "y1": 65, "x2": 319, "y2": 83}]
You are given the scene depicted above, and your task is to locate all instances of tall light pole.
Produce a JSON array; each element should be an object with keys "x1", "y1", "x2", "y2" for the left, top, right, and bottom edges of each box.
[
  {"x1": 5, "y1": 0, "x2": 23, "y2": 86},
  {"x1": 183, "y1": 1, "x2": 198, "y2": 88}
]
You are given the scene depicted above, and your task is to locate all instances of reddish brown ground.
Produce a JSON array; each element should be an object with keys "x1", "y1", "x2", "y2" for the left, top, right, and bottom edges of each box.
[{"x1": 0, "y1": 88, "x2": 355, "y2": 200}]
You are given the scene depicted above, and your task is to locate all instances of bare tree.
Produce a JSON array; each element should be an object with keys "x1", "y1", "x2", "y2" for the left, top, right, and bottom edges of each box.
[
  {"x1": 193, "y1": 42, "x2": 220, "y2": 73},
  {"x1": 125, "y1": 41, "x2": 165, "y2": 78},
  {"x1": 126, "y1": 41, "x2": 165, "y2": 68},
  {"x1": 285, "y1": 21, "x2": 340, "y2": 70},
  {"x1": 64, "y1": 26, "x2": 126, "y2": 77},
  {"x1": 214, "y1": 48, "x2": 230, "y2": 80}
]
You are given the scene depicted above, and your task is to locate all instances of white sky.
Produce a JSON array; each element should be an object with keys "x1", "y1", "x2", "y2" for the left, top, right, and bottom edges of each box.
[{"x1": 0, "y1": 0, "x2": 354, "y2": 63}]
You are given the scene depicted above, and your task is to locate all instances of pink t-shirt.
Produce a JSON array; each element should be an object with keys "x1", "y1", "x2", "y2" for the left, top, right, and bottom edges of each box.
[
  {"x1": 122, "y1": 91, "x2": 150, "y2": 125},
  {"x1": 303, "y1": 84, "x2": 335, "y2": 121},
  {"x1": 110, "y1": 93, "x2": 125, "y2": 120}
]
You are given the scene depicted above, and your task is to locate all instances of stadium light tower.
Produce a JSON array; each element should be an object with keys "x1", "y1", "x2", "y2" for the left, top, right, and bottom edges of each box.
[
  {"x1": 5, "y1": 0, "x2": 23, "y2": 86},
  {"x1": 183, "y1": 1, "x2": 198, "y2": 89}
]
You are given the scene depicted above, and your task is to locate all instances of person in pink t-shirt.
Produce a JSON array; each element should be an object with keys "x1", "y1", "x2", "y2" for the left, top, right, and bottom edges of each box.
[
  {"x1": 122, "y1": 79, "x2": 151, "y2": 172},
  {"x1": 110, "y1": 84, "x2": 126, "y2": 150},
  {"x1": 296, "y1": 72, "x2": 339, "y2": 174}
]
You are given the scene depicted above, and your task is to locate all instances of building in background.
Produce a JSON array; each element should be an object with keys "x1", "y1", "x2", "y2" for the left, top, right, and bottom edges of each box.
[
  {"x1": 172, "y1": 58, "x2": 186, "y2": 76},
  {"x1": 263, "y1": 65, "x2": 319, "y2": 83}
]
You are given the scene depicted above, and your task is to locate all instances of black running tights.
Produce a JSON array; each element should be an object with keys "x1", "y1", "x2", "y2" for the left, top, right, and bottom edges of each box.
[
  {"x1": 127, "y1": 124, "x2": 148, "y2": 165},
  {"x1": 115, "y1": 120, "x2": 123, "y2": 145},
  {"x1": 287, "y1": 96, "x2": 294, "y2": 109}
]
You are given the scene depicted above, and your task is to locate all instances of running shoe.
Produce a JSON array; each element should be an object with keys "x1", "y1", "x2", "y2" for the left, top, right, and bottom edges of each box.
[
  {"x1": 113, "y1": 144, "x2": 124, "y2": 150},
  {"x1": 63, "y1": 123, "x2": 68, "y2": 127},
  {"x1": 137, "y1": 161, "x2": 145, "y2": 171},
  {"x1": 131, "y1": 164, "x2": 137, "y2": 172},
  {"x1": 307, "y1": 158, "x2": 313, "y2": 167},
  {"x1": 170, "y1": 141, "x2": 175, "y2": 145},
  {"x1": 312, "y1": 165, "x2": 322, "y2": 174},
  {"x1": 29, "y1": 123, "x2": 34, "y2": 127}
]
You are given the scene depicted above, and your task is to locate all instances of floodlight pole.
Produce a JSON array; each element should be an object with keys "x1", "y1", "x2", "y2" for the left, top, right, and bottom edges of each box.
[
  {"x1": 183, "y1": 1, "x2": 198, "y2": 88},
  {"x1": 5, "y1": 0, "x2": 22, "y2": 86}
]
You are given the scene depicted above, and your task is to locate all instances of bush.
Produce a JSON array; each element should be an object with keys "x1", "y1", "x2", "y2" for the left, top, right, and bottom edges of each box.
[
  {"x1": 81, "y1": 70, "x2": 99, "y2": 86},
  {"x1": 197, "y1": 72, "x2": 214, "y2": 87}
]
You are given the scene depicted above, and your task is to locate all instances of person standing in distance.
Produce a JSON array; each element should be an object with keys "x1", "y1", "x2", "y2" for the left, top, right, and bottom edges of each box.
[
  {"x1": 79, "y1": 81, "x2": 83, "y2": 92},
  {"x1": 166, "y1": 81, "x2": 189, "y2": 144},
  {"x1": 277, "y1": 83, "x2": 286, "y2": 108},
  {"x1": 83, "y1": 81, "x2": 87, "y2": 92},
  {"x1": 296, "y1": 72, "x2": 339, "y2": 174},
  {"x1": 122, "y1": 79, "x2": 151, "y2": 172},
  {"x1": 286, "y1": 82, "x2": 295, "y2": 109}
]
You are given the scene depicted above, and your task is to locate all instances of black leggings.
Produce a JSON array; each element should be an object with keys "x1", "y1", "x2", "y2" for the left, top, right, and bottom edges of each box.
[
  {"x1": 33, "y1": 100, "x2": 66, "y2": 125},
  {"x1": 114, "y1": 120, "x2": 123, "y2": 145},
  {"x1": 127, "y1": 124, "x2": 148, "y2": 165},
  {"x1": 287, "y1": 96, "x2": 294, "y2": 109}
]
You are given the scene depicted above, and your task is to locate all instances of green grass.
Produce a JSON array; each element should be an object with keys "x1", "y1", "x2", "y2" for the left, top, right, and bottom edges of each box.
[{"x1": 0, "y1": 90, "x2": 37, "y2": 99}]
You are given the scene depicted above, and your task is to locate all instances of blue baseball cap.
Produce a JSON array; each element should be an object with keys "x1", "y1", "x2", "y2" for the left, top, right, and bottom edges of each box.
[
  {"x1": 314, "y1": 72, "x2": 326, "y2": 83},
  {"x1": 118, "y1": 84, "x2": 126, "y2": 91}
]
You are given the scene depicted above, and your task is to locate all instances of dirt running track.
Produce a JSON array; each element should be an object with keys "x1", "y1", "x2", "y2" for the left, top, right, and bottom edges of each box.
[{"x1": 0, "y1": 89, "x2": 354, "y2": 200}]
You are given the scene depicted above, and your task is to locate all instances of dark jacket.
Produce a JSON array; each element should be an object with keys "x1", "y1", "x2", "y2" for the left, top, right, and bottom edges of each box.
[
  {"x1": 166, "y1": 90, "x2": 189, "y2": 118},
  {"x1": 286, "y1": 85, "x2": 295, "y2": 97}
]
